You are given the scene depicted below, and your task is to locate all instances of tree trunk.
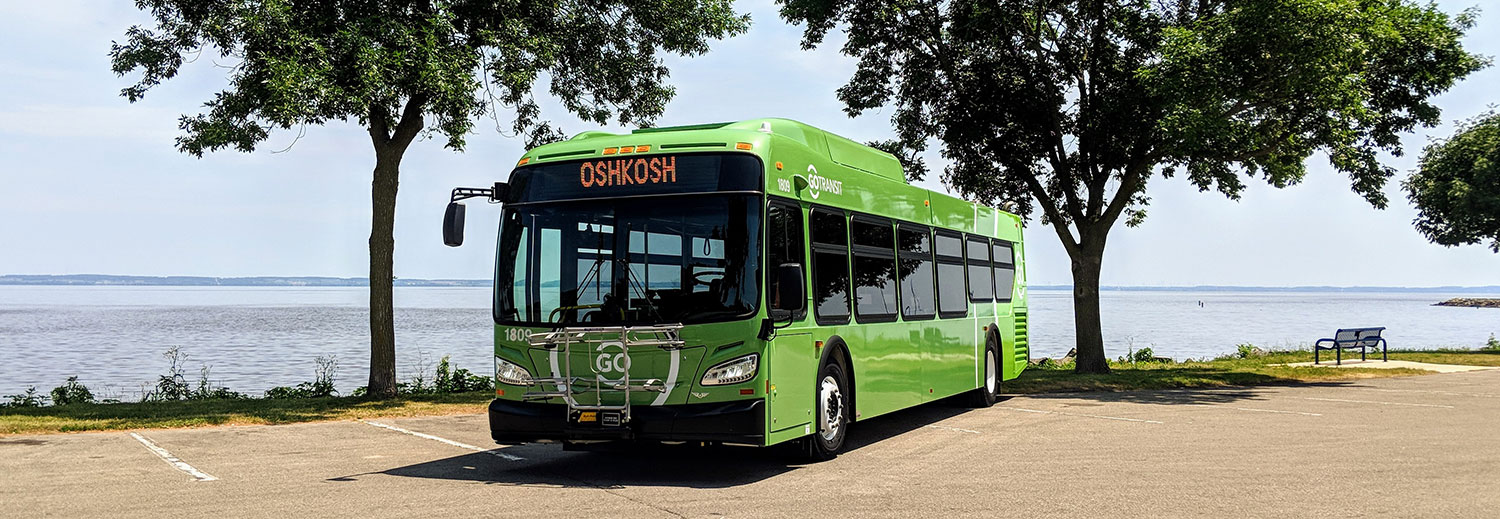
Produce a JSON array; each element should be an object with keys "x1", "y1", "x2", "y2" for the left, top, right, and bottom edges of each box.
[
  {"x1": 367, "y1": 147, "x2": 401, "y2": 397},
  {"x1": 1069, "y1": 242, "x2": 1110, "y2": 374}
]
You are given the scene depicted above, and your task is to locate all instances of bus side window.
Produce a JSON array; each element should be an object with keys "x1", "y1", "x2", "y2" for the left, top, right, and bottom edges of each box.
[
  {"x1": 851, "y1": 216, "x2": 897, "y2": 322},
  {"x1": 810, "y1": 208, "x2": 851, "y2": 325},
  {"x1": 897, "y1": 224, "x2": 935, "y2": 320},
  {"x1": 934, "y1": 231, "x2": 967, "y2": 318},
  {"x1": 966, "y1": 235, "x2": 993, "y2": 302},
  {"x1": 767, "y1": 201, "x2": 807, "y2": 319},
  {"x1": 993, "y1": 240, "x2": 1016, "y2": 302}
]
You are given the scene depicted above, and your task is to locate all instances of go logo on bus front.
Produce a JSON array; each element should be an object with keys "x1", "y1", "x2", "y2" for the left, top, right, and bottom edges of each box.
[{"x1": 595, "y1": 341, "x2": 631, "y2": 381}]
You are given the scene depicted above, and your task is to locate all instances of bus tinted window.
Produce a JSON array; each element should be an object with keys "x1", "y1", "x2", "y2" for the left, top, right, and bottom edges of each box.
[
  {"x1": 935, "y1": 230, "x2": 967, "y2": 317},
  {"x1": 993, "y1": 240, "x2": 1015, "y2": 302},
  {"x1": 966, "y1": 236, "x2": 993, "y2": 302},
  {"x1": 935, "y1": 233, "x2": 963, "y2": 258},
  {"x1": 810, "y1": 209, "x2": 850, "y2": 324},
  {"x1": 937, "y1": 263, "x2": 966, "y2": 316},
  {"x1": 898, "y1": 225, "x2": 935, "y2": 320},
  {"x1": 767, "y1": 201, "x2": 807, "y2": 318},
  {"x1": 851, "y1": 218, "x2": 897, "y2": 321}
]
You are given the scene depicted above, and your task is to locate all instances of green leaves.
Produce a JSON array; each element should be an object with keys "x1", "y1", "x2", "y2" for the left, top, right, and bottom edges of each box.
[
  {"x1": 111, "y1": 0, "x2": 750, "y2": 155},
  {"x1": 779, "y1": 0, "x2": 1484, "y2": 237},
  {"x1": 1405, "y1": 111, "x2": 1500, "y2": 252}
]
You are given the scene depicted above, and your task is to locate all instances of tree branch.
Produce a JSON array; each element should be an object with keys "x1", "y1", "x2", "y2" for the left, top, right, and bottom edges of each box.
[
  {"x1": 368, "y1": 103, "x2": 391, "y2": 148},
  {"x1": 389, "y1": 94, "x2": 429, "y2": 150},
  {"x1": 1020, "y1": 173, "x2": 1082, "y2": 256}
]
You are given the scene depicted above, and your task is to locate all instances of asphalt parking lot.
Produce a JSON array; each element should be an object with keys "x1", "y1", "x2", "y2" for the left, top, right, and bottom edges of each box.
[{"x1": 5, "y1": 369, "x2": 1500, "y2": 518}]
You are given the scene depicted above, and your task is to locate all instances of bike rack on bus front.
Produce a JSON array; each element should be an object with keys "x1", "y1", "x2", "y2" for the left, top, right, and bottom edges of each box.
[{"x1": 522, "y1": 324, "x2": 686, "y2": 426}]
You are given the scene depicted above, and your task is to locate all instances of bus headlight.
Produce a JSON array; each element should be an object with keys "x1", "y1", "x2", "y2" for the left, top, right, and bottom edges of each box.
[
  {"x1": 494, "y1": 356, "x2": 533, "y2": 386},
  {"x1": 700, "y1": 354, "x2": 759, "y2": 386}
]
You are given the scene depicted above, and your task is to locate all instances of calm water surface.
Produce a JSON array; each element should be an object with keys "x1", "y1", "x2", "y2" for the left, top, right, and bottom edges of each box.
[{"x1": 1, "y1": 286, "x2": 1497, "y2": 396}]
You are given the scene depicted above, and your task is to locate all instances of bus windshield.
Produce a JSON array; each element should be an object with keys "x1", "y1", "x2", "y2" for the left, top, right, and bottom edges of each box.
[{"x1": 494, "y1": 194, "x2": 762, "y2": 326}]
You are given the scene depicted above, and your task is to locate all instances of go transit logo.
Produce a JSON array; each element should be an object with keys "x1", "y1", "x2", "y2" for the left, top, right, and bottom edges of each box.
[{"x1": 579, "y1": 156, "x2": 678, "y2": 188}]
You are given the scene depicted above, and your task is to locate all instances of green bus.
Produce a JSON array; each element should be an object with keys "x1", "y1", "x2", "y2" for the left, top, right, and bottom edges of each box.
[{"x1": 442, "y1": 118, "x2": 1028, "y2": 459}]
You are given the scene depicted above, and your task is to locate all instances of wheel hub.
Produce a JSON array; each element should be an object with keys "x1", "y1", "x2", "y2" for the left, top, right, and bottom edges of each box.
[{"x1": 818, "y1": 375, "x2": 843, "y2": 441}]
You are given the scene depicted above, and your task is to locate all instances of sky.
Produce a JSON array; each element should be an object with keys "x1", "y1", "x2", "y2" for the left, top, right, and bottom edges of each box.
[{"x1": 0, "y1": 1, "x2": 1497, "y2": 288}]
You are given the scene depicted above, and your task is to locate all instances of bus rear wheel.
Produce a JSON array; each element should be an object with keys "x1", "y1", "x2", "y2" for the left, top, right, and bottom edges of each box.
[
  {"x1": 967, "y1": 341, "x2": 1000, "y2": 408},
  {"x1": 801, "y1": 359, "x2": 849, "y2": 461}
]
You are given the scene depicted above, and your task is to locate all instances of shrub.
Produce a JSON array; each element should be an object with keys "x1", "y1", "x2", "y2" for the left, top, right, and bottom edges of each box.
[
  {"x1": 50, "y1": 376, "x2": 96, "y2": 406},
  {"x1": 2, "y1": 387, "x2": 48, "y2": 408},
  {"x1": 144, "y1": 347, "x2": 192, "y2": 402},
  {"x1": 265, "y1": 356, "x2": 338, "y2": 399},
  {"x1": 191, "y1": 366, "x2": 247, "y2": 400},
  {"x1": 1131, "y1": 347, "x2": 1156, "y2": 363},
  {"x1": 1486, "y1": 334, "x2": 1499, "y2": 351}
]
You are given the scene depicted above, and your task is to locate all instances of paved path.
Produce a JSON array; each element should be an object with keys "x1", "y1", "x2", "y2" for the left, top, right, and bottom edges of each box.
[
  {"x1": 6, "y1": 370, "x2": 1500, "y2": 518},
  {"x1": 1280, "y1": 359, "x2": 1497, "y2": 373}
]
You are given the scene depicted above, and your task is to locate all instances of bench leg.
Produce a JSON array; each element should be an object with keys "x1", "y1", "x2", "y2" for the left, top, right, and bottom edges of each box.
[
  {"x1": 1336, "y1": 347, "x2": 1341, "y2": 366},
  {"x1": 1361, "y1": 346, "x2": 1366, "y2": 362},
  {"x1": 1315, "y1": 348, "x2": 1320, "y2": 364},
  {"x1": 1383, "y1": 345, "x2": 1387, "y2": 362}
]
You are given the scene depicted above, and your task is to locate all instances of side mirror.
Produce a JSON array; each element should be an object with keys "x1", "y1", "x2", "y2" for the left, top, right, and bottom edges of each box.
[
  {"x1": 772, "y1": 263, "x2": 805, "y2": 324},
  {"x1": 443, "y1": 202, "x2": 466, "y2": 247}
]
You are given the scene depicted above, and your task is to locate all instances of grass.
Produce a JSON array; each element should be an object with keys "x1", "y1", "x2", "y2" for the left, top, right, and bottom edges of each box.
[
  {"x1": 6, "y1": 349, "x2": 1499, "y2": 436},
  {"x1": 1003, "y1": 349, "x2": 1500, "y2": 394},
  {"x1": 0, "y1": 391, "x2": 494, "y2": 436}
]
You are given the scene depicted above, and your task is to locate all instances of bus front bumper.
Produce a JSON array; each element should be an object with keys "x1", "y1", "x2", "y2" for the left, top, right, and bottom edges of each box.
[{"x1": 488, "y1": 398, "x2": 765, "y2": 445}]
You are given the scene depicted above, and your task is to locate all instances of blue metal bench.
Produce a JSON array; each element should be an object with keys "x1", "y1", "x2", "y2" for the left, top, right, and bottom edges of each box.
[{"x1": 1314, "y1": 327, "x2": 1388, "y2": 365}]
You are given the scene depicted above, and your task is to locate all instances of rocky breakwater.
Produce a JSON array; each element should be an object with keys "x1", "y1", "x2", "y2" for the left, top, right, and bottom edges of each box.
[{"x1": 1434, "y1": 298, "x2": 1500, "y2": 308}]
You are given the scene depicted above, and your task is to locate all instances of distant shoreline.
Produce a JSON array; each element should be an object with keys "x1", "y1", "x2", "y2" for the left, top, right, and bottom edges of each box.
[{"x1": 1, "y1": 274, "x2": 1498, "y2": 293}]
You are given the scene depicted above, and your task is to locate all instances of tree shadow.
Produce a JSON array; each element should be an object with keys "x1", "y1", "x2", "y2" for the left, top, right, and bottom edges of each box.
[{"x1": 360, "y1": 402, "x2": 975, "y2": 489}]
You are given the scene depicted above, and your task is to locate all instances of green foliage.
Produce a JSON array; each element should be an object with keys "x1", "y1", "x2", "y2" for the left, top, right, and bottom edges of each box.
[
  {"x1": 144, "y1": 347, "x2": 193, "y2": 402},
  {"x1": 1405, "y1": 111, "x2": 1500, "y2": 252},
  {"x1": 110, "y1": 0, "x2": 751, "y2": 153},
  {"x1": 780, "y1": 0, "x2": 1486, "y2": 372},
  {"x1": 2, "y1": 387, "x2": 48, "y2": 408},
  {"x1": 50, "y1": 377, "x2": 96, "y2": 406},
  {"x1": 1485, "y1": 334, "x2": 1500, "y2": 351},
  {"x1": 265, "y1": 356, "x2": 338, "y2": 399}
]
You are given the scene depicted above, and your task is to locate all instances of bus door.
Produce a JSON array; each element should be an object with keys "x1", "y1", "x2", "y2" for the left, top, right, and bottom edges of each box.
[{"x1": 765, "y1": 200, "x2": 816, "y2": 436}]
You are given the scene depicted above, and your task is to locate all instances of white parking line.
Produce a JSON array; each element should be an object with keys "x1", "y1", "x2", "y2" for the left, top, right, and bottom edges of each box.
[
  {"x1": 1301, "y1": 397, "x2": 1455, "y2": 409},
  {"x1": 998, "y1": 406, "x2": 1163, "y2": 424},
  {"x1": 924, "y1": 424, "x2": 982, "y2": 434},
  {"x1": 129, "y1": 432, "x2": 218, "y2": 482},
  {"x1": 1351, "y1": 387, "x2": 1500, "y2": 399},
  {"x1": 359, "y1": 419, "x2": 525, "y2": 461},
  {"x1": 1186, "y1": 404, "x2": 1322, "y2": 417}
]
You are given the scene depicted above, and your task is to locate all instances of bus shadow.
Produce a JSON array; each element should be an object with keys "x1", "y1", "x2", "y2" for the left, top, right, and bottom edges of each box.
[
  {"x1": 367, "y1": 403, "x2": 976, "y2": 489},
  {"x1": 1010, "y1": 379, "x2": 1366, "y2": 407}
]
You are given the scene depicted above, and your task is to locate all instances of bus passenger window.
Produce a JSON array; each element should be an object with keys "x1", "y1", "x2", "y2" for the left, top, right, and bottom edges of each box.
[
  {"x1": 767, "y1": 201, "x2": 806, "y2": 318},
  {"x1": 935, "y1": 231, "x2": 967, "y2": 318},
  {"x1": 851, "y1": 217, "x2": 897, "y2": 322},
  {"x1": 810, "y1": 209, "x2": 850, "y2": 324},
  {"x1": 993, "y1": 240, "x2": 1015, "y2": 302},
  {"x1": 966, "y1": 235, "x2": 993, "y2": 302},
  {"x1": 897, "y1": 224, "x2": 935, "y2": 320}
]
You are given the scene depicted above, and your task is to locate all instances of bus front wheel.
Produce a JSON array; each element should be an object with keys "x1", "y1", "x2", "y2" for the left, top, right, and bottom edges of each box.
[{"x1": 801, "y1": 358, "x2": 849, "y2": 461}]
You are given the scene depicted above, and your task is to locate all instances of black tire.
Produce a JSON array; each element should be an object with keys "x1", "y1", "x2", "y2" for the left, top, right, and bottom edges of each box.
[
  {"x1": 800, "y1": 358, "x2": 850, "y2": 461},
  {"x1": 967, "y1": 337, "x2": 1000, "y2": 408}
]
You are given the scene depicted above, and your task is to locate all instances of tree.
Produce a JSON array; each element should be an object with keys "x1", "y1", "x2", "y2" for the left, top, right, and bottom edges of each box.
[
  {"x1": 112, "y1": 0, "x2": 749, "y2": 396},
  {"x1": 779, "y1": 0, "x2": 1485, "y2": 373},
  {"x1": 1405, "y1": 111, "x2": 1500, "y2": 252}
]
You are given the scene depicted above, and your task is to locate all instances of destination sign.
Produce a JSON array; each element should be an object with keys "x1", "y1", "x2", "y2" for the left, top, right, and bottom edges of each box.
[
  {"x1": 579, "y1": 156, "x2": 677, "y2": 188},
  {"x1": 507, "y1": 153, "x2": 761, "y2": 203}
]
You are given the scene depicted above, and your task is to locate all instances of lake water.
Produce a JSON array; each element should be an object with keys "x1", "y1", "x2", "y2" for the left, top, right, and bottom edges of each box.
[{"x1": 1, "y1": 286, "x2": 1497, "y2": 397}]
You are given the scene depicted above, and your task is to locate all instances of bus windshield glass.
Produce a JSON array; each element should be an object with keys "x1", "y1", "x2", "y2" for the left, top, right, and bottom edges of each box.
[{"x1": 494, "y1": 194, "x2": 762, "y2": 326}]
